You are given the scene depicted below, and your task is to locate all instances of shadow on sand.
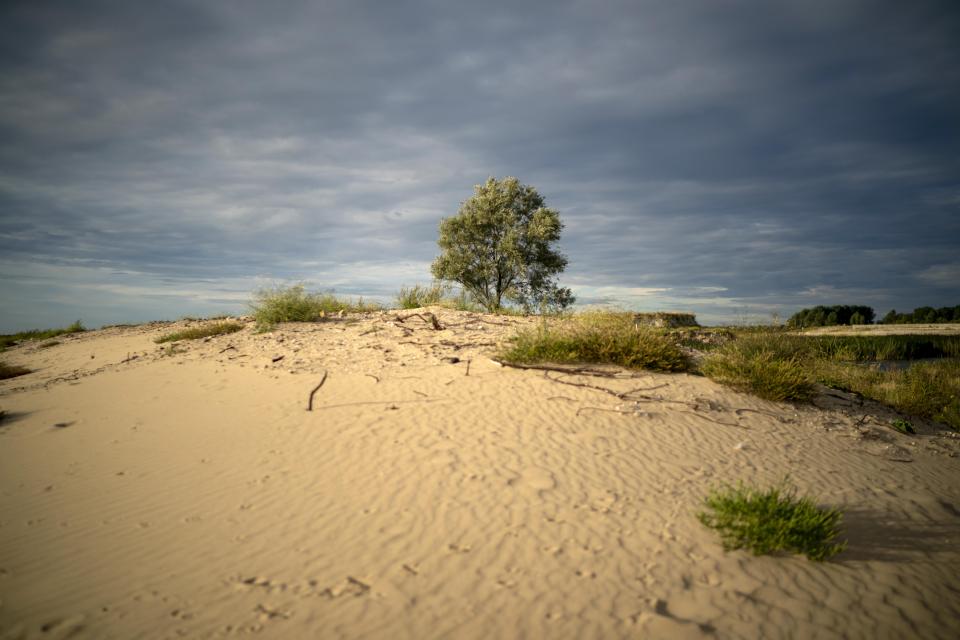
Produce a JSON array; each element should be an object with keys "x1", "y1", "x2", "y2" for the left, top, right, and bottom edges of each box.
[{"x1": 838, "y1": 506, "x2": 960, "y2": 562}]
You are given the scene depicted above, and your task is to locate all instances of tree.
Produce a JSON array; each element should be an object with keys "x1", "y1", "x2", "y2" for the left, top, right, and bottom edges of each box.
[{"x1": 431, "y1": 177, "x2": 574, "y2": 312}]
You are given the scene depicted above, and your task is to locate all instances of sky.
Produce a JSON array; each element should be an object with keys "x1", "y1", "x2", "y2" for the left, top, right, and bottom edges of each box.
[{"x1": 1, "y1": 0, "x2": 959, "y2": 332}]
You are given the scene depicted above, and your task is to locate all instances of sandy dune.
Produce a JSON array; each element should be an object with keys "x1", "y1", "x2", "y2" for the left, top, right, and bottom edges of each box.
[{"x1": 1, "y1": 310, "x2": 959, "y2": 639}]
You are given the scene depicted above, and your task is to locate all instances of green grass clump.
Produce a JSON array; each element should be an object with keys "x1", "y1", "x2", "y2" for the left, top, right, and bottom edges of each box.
[
  {"x1": 698, "y1": 481, "x2": 846, "y2": 561},
  {"x1": 0, "y1": 362, "x2": 32, "y2": 380},
  {"x1": 891, "y1": 418, "x2": 915, "y2": 434},
  {"x1": 498, "y1": 311, "x2": 690, "y2": 372},
  {"x1": 0, "y1": 320, "x2": 85, "y2": 352},
  {"x1": 396, "y1": 283, "x2": 449, "y2": 309},
  {"x1": 250, "y1": 285, "x2": 381, "y2": 330},
  {"x1": 700, "y1": 335, "x2": 815, "y2": 401},
  {"x1": 155, "y1": 321, "x2": 245, "y2": 344}
]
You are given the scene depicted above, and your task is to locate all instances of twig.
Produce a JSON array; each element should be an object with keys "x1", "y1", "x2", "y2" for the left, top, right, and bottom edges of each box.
[
  {"x1": 396, "y1": 312, "x2": 444, "y2": 330},
  {"x1": 465, "y1": 359, "x2": 471, "y2": 376},
  {"x1": 307, "y1": 371, "x2": 329, "y2": 411},
  {"x1": 272, "y1": 355, "x2": 285, "y2": 363},
  {"x1": 413, "y1": 390, "x2": 428, "y2": 397},
  {"x1": 576, "y1": 406, "x2": 638, "y2": 417},
  {"x1": 490, "y1": 359, "x2": 624, "y2": 378},
  {"x1": 359, "y1": 328, "x2": 381, "y2": 337},
  {"x1": 365, "y1": 373, "x2": 380, "y2": 383},
  {"x1": 218, "y1": 345, "x2": 237, "y2": 354}
]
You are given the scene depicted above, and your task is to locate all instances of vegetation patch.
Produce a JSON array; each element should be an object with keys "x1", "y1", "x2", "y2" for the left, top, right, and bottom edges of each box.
[
  {"x1": 0, "y1": 362, "x2": 32, "y2": 380},
  {"x1": 396, "y1": 283, "x2": 449, "y2": 309},
  {"x1": 155, "y1": 321, "x2": 245, "y2": 344},
  {"x1": 882, "y1": 305, "x2": 960, "y2": 324},
  {"x1": 787, "y1": 304, "x2": 875, "y2": 328},
  {"x1": 498, "y1": 311, "x2": 690, "y2": 372},
  {"x1": 814, "y1": 358, "x2": 960, "y2": 430},
  {"x1": 698, "y1": 480, "x2": 846, "y2": 562},
  {"x1": 698, "y1": 330, "x2": 960, "y2": 428},
  {"x1": 891, "y1": 418, "x2": 915, "y2": 435},
  {"x1": 0, "y1": 321, "x2": 86, "y2": 352},
  {"x1": 699, "y1": 335, "x2": 815, "y2": 401},
  {"x1": 251, "y1": 285, "x2": 381, "y2": 330}
]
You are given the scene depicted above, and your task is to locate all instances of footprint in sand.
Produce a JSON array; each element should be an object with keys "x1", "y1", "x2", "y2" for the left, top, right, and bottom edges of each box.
[{"x1": 506, "y1": 467, "x2": 556, "y2": 496}]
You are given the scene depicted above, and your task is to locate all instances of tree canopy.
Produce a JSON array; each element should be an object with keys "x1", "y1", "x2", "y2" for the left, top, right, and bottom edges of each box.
[
  {"x1": 881, "y1": 305, "x2": 960, "y2": 324},
  {"x1": 786, "y1": 305, "x2": 875, "y2": 328},
  {"x1": 431, "y1": 177, "x2": 573, "y2": 312}
]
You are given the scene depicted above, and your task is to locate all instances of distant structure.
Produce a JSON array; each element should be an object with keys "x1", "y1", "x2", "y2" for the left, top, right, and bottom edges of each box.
[{"x1": 633, "y1": 312, "x2": 699, "y2": 328}]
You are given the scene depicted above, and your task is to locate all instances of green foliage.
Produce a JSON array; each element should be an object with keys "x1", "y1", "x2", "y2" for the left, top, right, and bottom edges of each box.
[
  {"x1": 431, "y1": 177, "x2": 574, "y2": 313},
  {"x1": 0, "y1": 362, "x2": 32, "y2": 380},
  {"x1": 155, "y1": 321, "x2": 244, "y2": 344},
  {"x1": 0, "y1": 320, "x2": 86, "y2": 352},
  {"x1": 251, "y1": 285, "x2": 381, "y2": 330},
  {"x1": 700, "y1": 336, "x2": 815, "y2": 401},
  {"x1": 881, "y1": 305, "x2": 960, "y2": 324},
  {"x1": 698, "y1": 480, "x2": 846, "y2": 561},
  {"x1": 396, "y1": 283, "x2": 449, "y2": 309},
  {"x1": 891, "y1": 419, "x2": 915, "y2": 434},
  {"x1": 787, "y1": 305, "x2": 875, "y2": 328},
  {"x1": 498, "y1": 311, "x2": 690, "y2": 372}
]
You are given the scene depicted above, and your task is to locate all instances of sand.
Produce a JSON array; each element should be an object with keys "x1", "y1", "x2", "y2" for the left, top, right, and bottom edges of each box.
[
  {"x1": 802, "y1": 323, "x2": 960, "y2": 336},
  {"x1": 1, "y1": 310, "x2": 959, "y2": 639}
]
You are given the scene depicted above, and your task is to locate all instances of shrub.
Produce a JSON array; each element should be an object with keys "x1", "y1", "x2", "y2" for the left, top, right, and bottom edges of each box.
[
  {"x1": 250, "y1": 285, "x2": 381, "y2": 329},
  {"x1": 698, "y1": 480, "x2": 846, "y2": 561},
  {"x1": 498, "y1": 311, "x2": 690, "y2": 372},
  {"x1": 155, "y1": 321, "x2": 244, "y2": 344}
]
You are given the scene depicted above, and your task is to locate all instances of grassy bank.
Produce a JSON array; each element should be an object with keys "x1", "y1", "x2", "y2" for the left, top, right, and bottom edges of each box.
[
  {"x1": 155, "y1": 321, "x2": 245, "y2": 344},
  {"x1": 498, "y1": 313, "x2": 959, "y2": 429},
  {"x1": 700, "y1": 330, "x2": 960, "y2": 429},
  {"x1": 0, "y1": 321, "x2": 86, "y2": 352}
]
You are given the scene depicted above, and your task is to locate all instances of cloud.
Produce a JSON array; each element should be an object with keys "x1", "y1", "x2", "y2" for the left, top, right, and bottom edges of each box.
[{"x1": 1, "y1": 0, "x2": 959, "y2": 331}]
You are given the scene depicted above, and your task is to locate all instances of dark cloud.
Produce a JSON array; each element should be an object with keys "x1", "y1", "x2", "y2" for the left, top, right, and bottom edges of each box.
[{"x1": 1, "y1": 0, "x2": 958, "y2": 330}]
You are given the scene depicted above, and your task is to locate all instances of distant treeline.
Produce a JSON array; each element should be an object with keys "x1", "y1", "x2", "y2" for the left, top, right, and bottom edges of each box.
[
  {"x1": 787, "y1": 305, "x2": 875, "y2": 328},
  {"x1": 880, "y1": 306, "x2": 960, "y2": 324}
]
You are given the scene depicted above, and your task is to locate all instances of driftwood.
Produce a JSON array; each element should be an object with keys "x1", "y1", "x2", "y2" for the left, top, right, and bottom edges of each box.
[
  {"x1": 395, "y1": 312, "x2": 444, "y2": 330},
  {"x1": 307, "y1": 371, "x2": 329, "y2": 411}
]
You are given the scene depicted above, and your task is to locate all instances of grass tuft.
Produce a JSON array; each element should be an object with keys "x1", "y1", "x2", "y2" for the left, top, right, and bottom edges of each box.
[
  {"x1": 698, "y1": 480, "x2": 846, "y2": 561},
  {"x1": 396, "y1": 283, "x2": 449, "y2": 309},
  {"x1": 0, "y1": 320, "x2": 86, "y2": 352},
  {"x1": 498, "y1": 311, "x2": 690, "y2": 372},
  {"x1": 700, "y1": 335, "x2": 815, "y2": 401},
  {"x1": 155, "y1": 321, "x2": 245, "y2": 344},
  {"x1": 0, "y1": 362, "x2": 32, "y2": 380},
  {"x1": 250, "y1": 285, "x2": 381, "y2": 330}
]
